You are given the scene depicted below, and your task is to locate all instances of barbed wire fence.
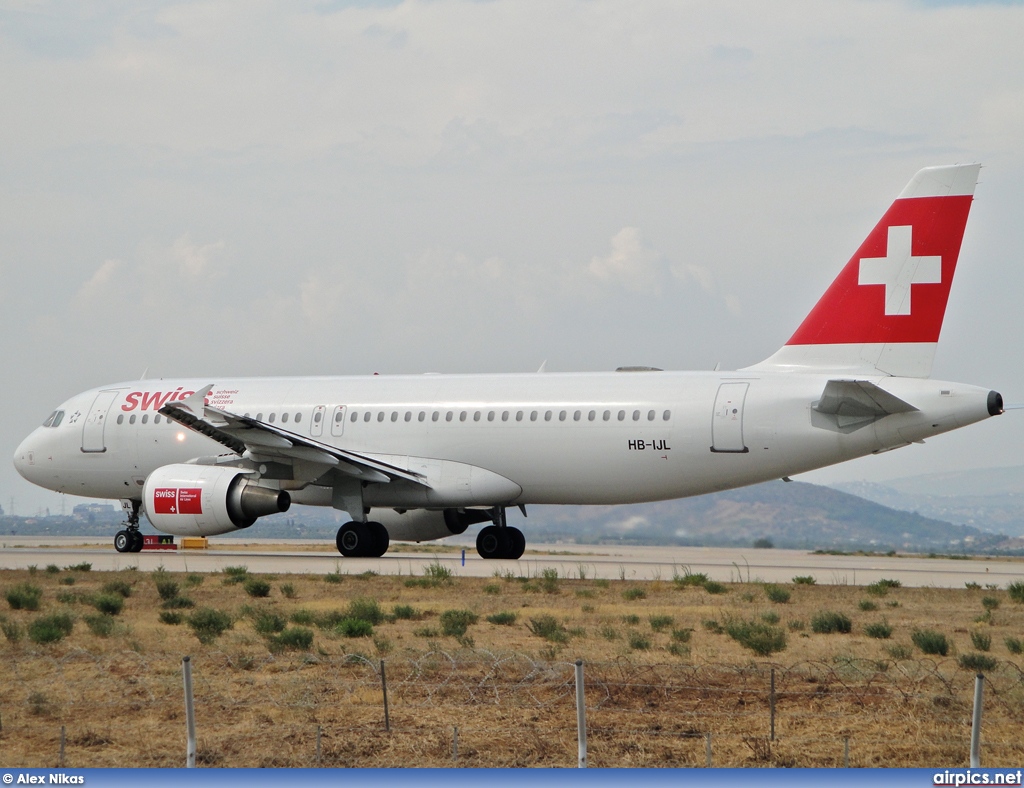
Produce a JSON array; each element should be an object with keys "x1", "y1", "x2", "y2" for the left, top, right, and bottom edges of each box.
[{"x1": 3, "y1": 650, "x2": 1024, "y2": 767}]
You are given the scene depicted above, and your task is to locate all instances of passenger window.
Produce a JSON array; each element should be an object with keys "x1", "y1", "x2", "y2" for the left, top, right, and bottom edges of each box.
[
  {"x1": 460, "y1": 411, "x2": 467, "y2": 422},
  {"x1": 603, "y1": 410, "x2": 611, "y2": 421},
  {"x1": 333, "y1": 412, "x2": 343, "y2": 424},
  {"x1": 663, "y1": 410, "x2": 671, "y2": 421},
  {"x1": 314, "y1": 411, "x2": 322, "y2": 424},
  {"x1": 364, "y1": 412, "x2": 371, "y2": 422},
  {"x1": 404, "y1": 412, "x2": 412, "y2": 422},
  {"x1": 281, "y1": 413, "x2": 289, "y2": 423},
  {"x1": 544, "y1": 410, "x2": 552, "y2": 421},
  {"x1": 142, "y1": 414, "x2": 149, "y2": 424},
  {"x1": 129, "y1": 415, "x2": 136, "y2": 425},
  {"x1": 618, "y1": 410, "x2": 625, "y2": 421},
  {"x1": 473, "y1": 411, "x2": 481, "y2": 422},
  {"x1": 117, "y1": 414, "x2": 124, "y2": 425},
  {"x1": 648, "y1": 410, "x2": 656, "y2": 421},
  {"x1": 501, "y1": 411, "x2": 509, "y2": 422},
  {"x1": 418, "y1": 411, "x2": 426, "y2": 422},
  {"x1": 446, "y1": 411, "x2": 453, "y2": 422},
  {"x1": 391, "y1": 412, "x2": 398, "y2": 422},
  {"x1": 432, "y1": 411, "x2": 439, "y2": 422},
  {"x1": 377, "y1": 412, "x2": 385, "y2": 422},
  {"x1": 487, "y1": 411, "x2": 495, "y2": 422},
  {"x1": 155, "y1": 415, "x2": 162, "y2": 424},
  {"x1": 632, "y1": 410, "x2": 640, "y2": 421},
  {"x1": 573, "y1": 410, "x2": 581, "y2": 421},
  {"x1": 351, "y1": 412, "x2": 358, "y2": 422},
  {"x1": 269, "y1": 413, "x2": 276, "y2": 423},
  {"x1": 256, "y1": 413, "x2": 263, "y2": 421},
  {"x1": 530, "y1": 411, "x2": 538, "y2": 422},
  {"x1": 295, "y1": 413, "x2": 302, "y2": 423},
  {"x1": 516, "y1": 411, "x2": 524, "y2": 422},
  {"x1": 559, "y1": 410, "x2": 567, "y2": 421}
]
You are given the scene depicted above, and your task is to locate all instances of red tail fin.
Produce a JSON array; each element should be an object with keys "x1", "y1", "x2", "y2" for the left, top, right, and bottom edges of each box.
[{"x1": 751, "y1": 164, "x2": 980, "y2": 377}]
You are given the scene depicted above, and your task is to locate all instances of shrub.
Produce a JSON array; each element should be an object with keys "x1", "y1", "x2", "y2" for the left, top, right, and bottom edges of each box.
[
  {"x1": 965, "y1": 581, "x2": 981, "y2": 590},
  {"x1": 792, "y1": 576, "x2": 816, "y2": 585},
  {"x1": 673, "y1": 569, "x2": 709, "y2": 588},
  {"x1": 764, "y1": 585, "x2": 790, "y2": 604},
  {"x1": 45, "y1": 565, "x2": 60, "y2": 574},
  {"x1": 970, "y1": 631, "x2": 992, "y2": 652},
  {"x1": 66, "y1": 562, "x2": 92, "y2": 572},
  {"x1": 162, "y1": 596, "x2": 195, "y2": 609},
  {"x1": 440, "y1": 609, "x2": 478, "y2": 637},
  {"x1": 187, "y1": 608, "x2": 234, "y2": 644},
  {"x1": 324, "y1": 572, "x2": 344, "y2": 584},
  {"x1": 290, "y1": 609, "x2": 316, "y2": 626},
  {"x1": 959, "y1": 653, "x2": 998, "y2": 672},
  {"x1": 243, "y1": 578, "x2": 272, "y2": 598},
  {"x1": 483, "y1": 584, "x2": 501, "y2": 595},
  {"x1": 671, "y1": 628, "x2": 693, "y2": 643},
  {"x1": 223, "y1": 566, "x2": 249, "y2": 583},
  {"x1": 253, "y1": 609, "x2": 287, "y2": 635},
  {"x1": 761, "y1": 611, "x2": 780, "y2": 625},
  {"x1": 272, "y1": 627, "x2": 314, "y2": 650},
  {"x1": 280, "y1": 583, "x2": 297, "y2": 599},
  {"x1": 703, "y1": 619, "x2": 723, "y2": 634},
  {"x1": 487, "y1": 611, "x2": 517, "y2": 626},
  {"x1": 336, "y1": 618, "x2": 374, "y2": 638},
  {"x1": 6, "y1": 583, "x2": 43, "y2": 610},
  {"x1": 627, "y1": 631, "x2": 651, "y2": 650},
  {"x1": 912, "y1": 629, "x2": 950, "y2": 656},
  {"x1": 103, "y1": 580, "x2": 133, "y2": 598},
  {"x1": 622, "y1": 587, "x2": 646, "y2": 601},
  {"x1": 56, "y1": 591, "x2": 77, "y2": 605},
  {"x1": 392, "y1": 604, "x2": 421, "y2": 620},
  {"x1": 540, "y1": 568, "x2": 560, "y2": 594},
  {"x1": 981, "y1": 596, "x2": 1000, "y2": 611},
  {"x1": 724, "y1": 618, "x2": 787, "y2": 656},
  {"x1": 753, "y1": 537, "x2": 774, "y2": 549},
  {"x1": 159, "y1": 611, "x2": 183, "y2": 625},
  {"x1": 84, "y1": 614, "x2": 115, "y2": 637},
  {"x1": 859, "y1": 600, "x2": 879, "y2": 612},
  {"x1": 1005, "y1": 637, "x2": 1023, "y2": 655},
  {"x1": 649, "y1": 615, "x2": 674, "y2": 632},
  {"x1": 58, "y1": 576, "x2": 75, "y2": 586},
  {"x1": 622, "y1": 614, "x2": 640, "y2": 625},
  {"x1": 811, "y1": 611, "x2": 852, "y2": 634},
  {"x1": 886, "y1": 643, "x2": 913, "y2": 660},
  {"x1": 28, "y1": 613, "x2": 74, "y2": 644},
  {"x1": 599, "y1": 624, "x2": 619, "y2": 640},
  {"x1": 413, "y1": 626, "x2": 439, "y2": 638},
  {"x1": 527, "y1": 615, "x2": 568, "y2": 644},
  {"x1": 668, "y1": 641, "x2": 690, "y2": 658},
  {"x1": 91, "y1": 594, "x2": 124, "y2": 616},
  {"x1": 185, "y1": 574, "x2": 204, "y2": 587},
  {"x1": 703, "y1": 581, "x2": 728, "y2": 595},
  {"x1": 864, "y1": 620, "x2": 893, "y2": 639},
  {"x1": 2, "y1": 617, "x2": 24, "y2": 642},
  {"x1": 1006, "y1": 581, "x2": 1024, "y2": 603},
  {"x1": 347, "y1": 597, "x2": 385, "y2": 625},
  {"x1": 155, "y1": 577, "x2": 180, "y2": 601}
]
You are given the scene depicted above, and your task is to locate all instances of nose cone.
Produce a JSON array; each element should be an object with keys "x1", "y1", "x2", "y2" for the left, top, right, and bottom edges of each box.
[{"x1": 13, "y1": 430, "x2": 42, "y2": 483}]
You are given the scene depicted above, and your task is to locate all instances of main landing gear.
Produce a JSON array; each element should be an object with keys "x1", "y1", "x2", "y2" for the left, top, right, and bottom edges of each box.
[
  {"x1": 114, "y1": 501, "x2": 144, "y2": 553},
  {"x1": 336, "y1": 521, "x2": 390, "y2": 558},
  {"x1": 475, "y1": 507, "x2": 525, "y2": 560}
]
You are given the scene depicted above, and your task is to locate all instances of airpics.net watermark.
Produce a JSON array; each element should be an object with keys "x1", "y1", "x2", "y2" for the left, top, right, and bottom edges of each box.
[
  {"x1": 2, "y1": 775, "x2": 84, "y2": 785},
  {"x1": 934, "y1": 771, "x2": 1024, "y2": 786}
]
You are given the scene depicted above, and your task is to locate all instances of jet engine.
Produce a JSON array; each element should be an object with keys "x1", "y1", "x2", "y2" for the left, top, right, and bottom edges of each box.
[{"x1": 142, "y1": 464, "x2": 290, "y2": 537}]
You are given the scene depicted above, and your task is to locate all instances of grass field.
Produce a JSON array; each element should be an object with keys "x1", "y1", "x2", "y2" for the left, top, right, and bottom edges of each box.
[{"x1": 2, "y1": 561, "x2": 1024, "y2": 767}]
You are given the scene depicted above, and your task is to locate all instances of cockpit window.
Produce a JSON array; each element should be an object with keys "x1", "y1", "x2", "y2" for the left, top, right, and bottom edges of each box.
[{"x1": 42, "y1": 410, "x2": 65, "y2": 428}]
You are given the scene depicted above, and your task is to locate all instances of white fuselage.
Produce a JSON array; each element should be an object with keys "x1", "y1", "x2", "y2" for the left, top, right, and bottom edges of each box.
[{"x1": 13, "y1": 370, "x2": 996, "y2": 514}]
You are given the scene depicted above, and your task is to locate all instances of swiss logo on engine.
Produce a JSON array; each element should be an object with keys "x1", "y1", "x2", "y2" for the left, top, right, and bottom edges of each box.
[{"x1": 153, "y1": 487, "x2": 203, "y2": 515}]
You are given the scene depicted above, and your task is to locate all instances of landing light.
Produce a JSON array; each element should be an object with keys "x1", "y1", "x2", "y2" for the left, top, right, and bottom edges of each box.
[{"x1": 176, "y1": 432, "x2": 186, "y2": 442}]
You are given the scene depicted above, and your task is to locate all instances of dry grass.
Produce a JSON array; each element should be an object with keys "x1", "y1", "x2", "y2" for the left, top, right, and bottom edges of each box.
[{"x1": 2, "y1": 566, "x2": 1024, "y2": 767}]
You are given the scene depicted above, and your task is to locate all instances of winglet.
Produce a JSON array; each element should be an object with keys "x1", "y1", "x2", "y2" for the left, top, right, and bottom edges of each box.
[{"x1": 175, "y1": 385, "x2": 214, "y2": 417}]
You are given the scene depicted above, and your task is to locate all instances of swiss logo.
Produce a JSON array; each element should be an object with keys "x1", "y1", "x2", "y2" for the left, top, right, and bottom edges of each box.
[
  {"x1": 152, "y1": 487, "x2": 203, "y2": 515},
  {"x1": 857, "y1": 225, "x2": 941, "y2": 316}
]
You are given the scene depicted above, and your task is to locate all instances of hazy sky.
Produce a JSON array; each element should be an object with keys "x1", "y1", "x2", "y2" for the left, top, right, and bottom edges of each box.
[{"x1": 2, "y1": 0, "x2": 1023, "y2": 515}]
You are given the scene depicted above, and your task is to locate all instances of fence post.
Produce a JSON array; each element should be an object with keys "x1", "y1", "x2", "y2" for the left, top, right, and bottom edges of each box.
[
  {"x1": 182, "y1": 656, "x2": 196, "y2": 768},
  {"x1": 59, "y1": 725, "x2": 66, "y2": 767},
  {"x1": 705, "y1": 732, "x2": 712, "y2": 767},
  {"x1": 769, "y1": 668, "x2": 776, "y2": 741},
  {"x1": 970, "y1": 673, "x2": 984, "y2": 768},
  {"x1": 575, "y1": 659, "x2": 587, "y2": 768},
  {"x1": 453, "y1": 726, "x2": 458, "y2": 762},
  {"x1": 315, "y1": 725, "x2": 322, "y2": 765},
  {"x1": 844, "y1": 736, "x2": 850, "y2": 767},
  {"x1": 380, "y1": 660, "x2": 390, "y2": 733}
]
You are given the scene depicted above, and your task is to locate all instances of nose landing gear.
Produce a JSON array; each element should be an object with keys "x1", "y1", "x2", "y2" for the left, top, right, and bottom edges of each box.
[{"x1": 114, "y1": 500, "x2": 144, "y2": 553}]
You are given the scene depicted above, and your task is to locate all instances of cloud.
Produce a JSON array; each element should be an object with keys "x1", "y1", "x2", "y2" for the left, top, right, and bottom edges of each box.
[{"x1": 589, "y1": 227, "x2": 664, "y2": 294}]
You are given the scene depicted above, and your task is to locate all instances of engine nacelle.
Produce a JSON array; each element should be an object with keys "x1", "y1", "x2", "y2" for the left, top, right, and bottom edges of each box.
[
  {"x1": 374, "y1": 508, "x2": 492, "y2": 543},
  {"x1": 143, "y1": 464, "x2": 290, "y2": 537}
]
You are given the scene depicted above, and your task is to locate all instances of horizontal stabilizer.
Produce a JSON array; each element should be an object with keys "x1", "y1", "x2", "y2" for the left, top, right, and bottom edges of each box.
[{"x1": 814, "y1": 380, "x2": 917, "y2": 428}]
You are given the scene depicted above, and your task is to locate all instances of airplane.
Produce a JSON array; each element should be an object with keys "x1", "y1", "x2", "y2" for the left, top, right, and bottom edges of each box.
[{"x1": 13, "y1": 164, "x2": 1004, "y2": 559}]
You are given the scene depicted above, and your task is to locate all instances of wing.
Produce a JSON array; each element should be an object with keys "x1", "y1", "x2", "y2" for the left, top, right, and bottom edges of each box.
[{"x1": 159, "y1": 385, "x2": 425, "y2": 486}]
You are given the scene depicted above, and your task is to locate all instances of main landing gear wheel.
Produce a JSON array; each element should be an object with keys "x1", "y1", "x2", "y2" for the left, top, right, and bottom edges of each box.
[
  {"x1": 336, "y1": 521, "x2": 389, "y2": 558},
  {"x1": 114, "y1": 530, "x2": 132, "y2": 553},
  {"x1": 129, "y1": 530, "x2": 144, "y2": 552},
  {"x1": 476, "y1": 525, "x2": 525, "y2": 559}
]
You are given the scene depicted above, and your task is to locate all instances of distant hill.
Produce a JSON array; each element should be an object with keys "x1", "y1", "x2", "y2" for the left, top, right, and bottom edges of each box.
[
  {"x1": 4, "y1": 480, "x2": 1020, "y2": 554},
  {"x1": 834, "y1": 466, "x2": 1024, "y2": 537}
]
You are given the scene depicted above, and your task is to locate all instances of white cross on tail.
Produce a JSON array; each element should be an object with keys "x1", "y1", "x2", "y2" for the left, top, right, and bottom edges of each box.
[{"x1": 858, "y1": 225, "x2": 941, "y2": 316}]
